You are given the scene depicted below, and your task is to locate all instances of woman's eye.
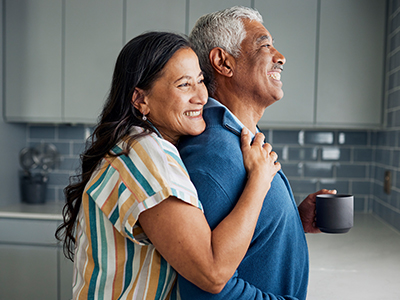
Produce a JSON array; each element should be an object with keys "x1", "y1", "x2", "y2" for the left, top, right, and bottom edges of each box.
[
  {"x1": 178, "y1": 82, "x2": 189, "y2": 87},
  {"x1": 198, "y1": 78, "x2": 204, "y2": 84}
]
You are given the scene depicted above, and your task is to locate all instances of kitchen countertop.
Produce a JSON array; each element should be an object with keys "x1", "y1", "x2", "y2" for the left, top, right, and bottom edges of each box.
[
  {"x1": 0, "y1": 202, "x2": 65, "y2": 220},
  {"x1": 307, "y1": 213, "x2": 400, "y2": 299}
]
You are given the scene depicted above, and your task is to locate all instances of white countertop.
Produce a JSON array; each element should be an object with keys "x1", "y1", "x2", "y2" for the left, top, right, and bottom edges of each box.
[
  {"x1": 307, "y1": 213, "x2": 400, "y2": 299},
  {"x1": 0, "y1": 202, "x2": 64, "y2": 220}
]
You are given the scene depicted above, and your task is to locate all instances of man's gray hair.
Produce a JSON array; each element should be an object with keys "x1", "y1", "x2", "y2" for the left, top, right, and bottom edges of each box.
[{"x1": 189, "y1": 6, "x2": 263, "y2": 95}]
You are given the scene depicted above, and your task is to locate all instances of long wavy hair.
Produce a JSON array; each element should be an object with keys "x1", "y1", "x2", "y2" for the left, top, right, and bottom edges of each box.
[{"x1": 56, "y1": 31, "x2": 191, "y2": 261}]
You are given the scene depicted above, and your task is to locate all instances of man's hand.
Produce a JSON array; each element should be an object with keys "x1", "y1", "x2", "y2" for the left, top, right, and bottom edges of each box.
[{"x1": 298, "y1": 189, "x2": 337, "y2": 233}]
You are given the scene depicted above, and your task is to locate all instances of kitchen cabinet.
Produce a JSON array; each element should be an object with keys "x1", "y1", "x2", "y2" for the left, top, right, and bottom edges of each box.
[
  {"x1": 316, "y1": 0, "x2": 385, "y2": 127},
  {"x1": 64, "y1": 1, "x2": 124, "y2": 123},
  {"x1": 4, "y1": 0, "x2": 63, "y2": 123},
  {"x1": 126, "y1": 0, "x2": 186, "y2": 38},
  {"x1": 257, "y1": 0, "x2": 385, "y2": 129},
  {"x1": 255, "y1": 0, "x2": 318, "y2": 127},
  {"x1": 0, "y1": 218, "x2": 73, "y2": 300},
  {"x1": 4, "y1": 0, "x2": 123, "y2": 124},
  {"x1": 0, "y1": 244, "x2": 58, "y2": 299},
  {"x1": 3, "y1": 0, "x2": 386, "y2": 128}
]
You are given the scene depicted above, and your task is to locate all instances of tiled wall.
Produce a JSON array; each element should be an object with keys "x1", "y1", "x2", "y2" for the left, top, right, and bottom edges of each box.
[
  {"x1": 26, "y1": 125, "x2": 92, "y2": 202},
  {"x1": 373, "y1": 0, "x2": 400, "y2": 231},
  {"x1": 263, "y1": 129, "x2": 373, "y2": 212},
  {"x1": 29, "y1": 124, "x2": 373, "y2": 212}
]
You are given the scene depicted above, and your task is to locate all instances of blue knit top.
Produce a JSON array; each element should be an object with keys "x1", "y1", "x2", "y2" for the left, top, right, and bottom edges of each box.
[{"x1": 177, "y1": 98, "x2": 309, "y2": 300}]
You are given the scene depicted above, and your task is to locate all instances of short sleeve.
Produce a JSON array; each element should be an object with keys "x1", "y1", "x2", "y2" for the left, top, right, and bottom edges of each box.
[{"x1": 86, "y1": 132, "x2": 203, "y2": 245}]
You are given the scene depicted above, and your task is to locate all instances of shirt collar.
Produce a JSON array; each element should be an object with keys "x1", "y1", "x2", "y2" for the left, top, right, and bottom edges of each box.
[{"x1": 204, "y1": 97, "x2": 259, "y2": 137}]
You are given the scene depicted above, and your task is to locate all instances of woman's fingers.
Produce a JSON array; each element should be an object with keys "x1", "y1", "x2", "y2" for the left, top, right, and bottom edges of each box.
[
  {"x1": 241, "y1": 127, "x2": 251, "y2": 150},
  {"x1": 253, "y1": 132, "x2": 265, "y2": 142}
]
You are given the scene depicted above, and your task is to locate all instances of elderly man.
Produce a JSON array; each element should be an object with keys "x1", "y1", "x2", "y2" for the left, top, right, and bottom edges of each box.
[{"x1": 177, "y1": 6, "x2": 335, "y2": 300}]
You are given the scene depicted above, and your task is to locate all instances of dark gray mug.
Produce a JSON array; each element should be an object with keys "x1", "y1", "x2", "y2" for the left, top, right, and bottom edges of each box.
[{"x1": 316, "y1": 194, "x2": 354, "y2": 234}]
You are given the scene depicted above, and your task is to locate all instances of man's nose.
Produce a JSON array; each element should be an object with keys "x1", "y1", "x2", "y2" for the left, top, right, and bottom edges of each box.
[{"x1": 273, "y1": 50, "x2": 286, "y2": 65}]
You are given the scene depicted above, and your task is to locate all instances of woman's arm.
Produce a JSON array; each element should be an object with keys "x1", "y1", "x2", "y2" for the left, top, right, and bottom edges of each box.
[{"x1": 138, "y1": 129, "x2": 280, "y2": 294}]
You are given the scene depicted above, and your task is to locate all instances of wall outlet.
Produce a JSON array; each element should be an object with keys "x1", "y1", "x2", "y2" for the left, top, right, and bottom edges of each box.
[{"x1": 384, "y1": 170, "x2": 391, "y2": 195}]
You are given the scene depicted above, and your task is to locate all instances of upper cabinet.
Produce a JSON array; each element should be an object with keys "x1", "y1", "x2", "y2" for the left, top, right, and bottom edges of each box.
[
  {"x1": 3, "y1": 0, "x2": 387, "y2": 128},
  {"x1": 64, "y1": 1, "x2": 124, "y2": 124},
  {"x1": 316, "y1": 0, "x2": 386, "y2": 127},
  {"x1": 125, "y1": 0, "x2": 186, "y2": 39},
  {"x1": 4, "y1": 0, "x2": 123, "y2": 124},
  {"x1": 4, "y1": 0, "x2": 63, "y2": 122},
  {"x1": 255, "y1": 0, "x2": 318, "y2": 127},
  {"x1": 258, "y1": 0, "x2": 386, "y2": 129}
]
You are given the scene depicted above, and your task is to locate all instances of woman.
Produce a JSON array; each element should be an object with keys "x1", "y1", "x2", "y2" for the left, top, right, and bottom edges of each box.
[{"x1": 56, "y1": 31, "x2": 280, "y2": 299}]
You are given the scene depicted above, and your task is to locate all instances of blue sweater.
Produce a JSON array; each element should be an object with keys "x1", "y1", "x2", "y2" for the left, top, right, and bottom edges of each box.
[{"x1": 177, "y1": 98, "x2": 309, "y2": 300}]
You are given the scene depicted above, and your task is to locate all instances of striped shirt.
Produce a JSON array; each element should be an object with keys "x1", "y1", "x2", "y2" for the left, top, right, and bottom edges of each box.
[{"x1": 72, "y1": 126, "x2": 203, "y2": 299}]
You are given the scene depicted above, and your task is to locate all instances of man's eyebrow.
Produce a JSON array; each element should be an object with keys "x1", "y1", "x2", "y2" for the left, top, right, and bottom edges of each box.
[{"x1": 256, "y1": 35, "x2": 274, "y2": 45}]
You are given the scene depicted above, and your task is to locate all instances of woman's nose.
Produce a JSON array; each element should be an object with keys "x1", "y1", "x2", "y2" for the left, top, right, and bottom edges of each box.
[{"x1": 193, "y1": 84, "x2": 208, "y2": 105}]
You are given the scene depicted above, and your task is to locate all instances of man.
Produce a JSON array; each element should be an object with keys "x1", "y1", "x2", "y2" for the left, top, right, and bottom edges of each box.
[{"x1": 177, "y1": 6, "x2": 335, "y2": 300}]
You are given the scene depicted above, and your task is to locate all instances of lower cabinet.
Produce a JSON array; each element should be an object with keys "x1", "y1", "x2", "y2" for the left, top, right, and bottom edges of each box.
[{"x1": 0, "y1": 218, "x2": 73, "y2": 300}]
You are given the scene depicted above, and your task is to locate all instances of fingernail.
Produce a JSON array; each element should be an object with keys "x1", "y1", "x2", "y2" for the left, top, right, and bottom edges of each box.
[{"x1": 242, "y1": 127, "x2": 249, "y2": 135}]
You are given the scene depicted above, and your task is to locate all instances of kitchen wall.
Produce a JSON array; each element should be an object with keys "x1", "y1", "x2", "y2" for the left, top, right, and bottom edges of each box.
[
  {"x1": 2, "y1": 0, "x2": 400, "y2": 232},
  {"x1": 372, "y1": 0, "x2": 400, "y2": 231},
  {"x1": 26, "y1": 125, "x2": 374, "y2": 211},
  {"x1": 262, "y1": 129, "x2": 374, "y2": 211}
]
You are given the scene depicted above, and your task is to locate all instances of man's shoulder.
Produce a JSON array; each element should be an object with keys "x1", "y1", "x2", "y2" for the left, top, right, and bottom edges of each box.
[
  {"x1": 179, "y1": 127, "x2": 242, "y2": 177},
  {"x1": 180, "y1": 129, "x2": 238, "y2": 163}
]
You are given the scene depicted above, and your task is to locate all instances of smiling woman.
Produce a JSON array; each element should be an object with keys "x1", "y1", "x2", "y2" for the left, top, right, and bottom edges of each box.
[
  {"x1": 55, "y1": 31, "x2": 281, "y2": 300},
  {"x1": 133, "y1": 47, "x2": 208, "y2": 145}
]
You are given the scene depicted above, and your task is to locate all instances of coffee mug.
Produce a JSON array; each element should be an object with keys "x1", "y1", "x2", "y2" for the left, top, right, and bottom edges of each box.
[{"x1": 316, "y1": 194, "x2": 354, "y2": 233}]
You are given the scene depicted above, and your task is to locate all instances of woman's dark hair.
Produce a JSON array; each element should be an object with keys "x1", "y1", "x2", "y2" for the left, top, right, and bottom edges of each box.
[{"x1": 55, "y1": 31, "x2": 191, "y2": 261}]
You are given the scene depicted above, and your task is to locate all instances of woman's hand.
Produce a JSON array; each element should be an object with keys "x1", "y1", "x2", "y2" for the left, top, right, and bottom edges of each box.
[{"x1": 240, "y1": 128, "x2": 281, "y2": 191}]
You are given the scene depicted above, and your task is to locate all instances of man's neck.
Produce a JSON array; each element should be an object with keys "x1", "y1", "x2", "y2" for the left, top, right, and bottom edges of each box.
[{"x1": 212, "y1": 89, "x2": 264, "y2": 135}]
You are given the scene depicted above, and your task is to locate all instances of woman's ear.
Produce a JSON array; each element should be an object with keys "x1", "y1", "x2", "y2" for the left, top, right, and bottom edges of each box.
[
  {"x1": 209, "y1": 47, "x2": 235, "y2": 77},
  {"x1": 132, "y1": 88, "x2": 150, "y2": 115}
]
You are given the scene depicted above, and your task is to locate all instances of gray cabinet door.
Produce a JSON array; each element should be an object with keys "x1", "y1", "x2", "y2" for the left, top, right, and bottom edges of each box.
[
  {"x1": 316, "y1": 0, "x2": 385, "y2": 127},
  {"x1": 4, "y1": 0, "x2": 62, "y2": 122},
  {"x1": 64, "y1": 1, "x2": 124, "y2": 124},
  {"x1": 59, "y1": 248, "x2": 74, "y2": 300},
  {"x1": 125, "y1": 0, "x2": 186, "y2": 39},
  {"x1": 0, "y1": 218, "x2": 72, "y2": 300},
  {"x1": 0, "y1": 244, "x2": 58, "y2": 299},
  {"x1": 256, "y1": 0, "x2": 318, "y2": 127}
]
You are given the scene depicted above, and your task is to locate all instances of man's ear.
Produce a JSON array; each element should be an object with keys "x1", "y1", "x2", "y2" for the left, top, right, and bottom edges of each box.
[
  {"x1": 132, "y1": 88, "x2": 150, "y2": 115},
  {"x1": 209, "y1": 47, "x2": 235, "y2": 77}
]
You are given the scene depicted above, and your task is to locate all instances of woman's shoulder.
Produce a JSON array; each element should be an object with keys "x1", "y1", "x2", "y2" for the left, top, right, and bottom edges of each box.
[
  {"x1": 115, "y1": 126, "x2": 184, "y2": 175},
  {"x1": 126, "y1": 126, "x2": 180, "y2": 159}
]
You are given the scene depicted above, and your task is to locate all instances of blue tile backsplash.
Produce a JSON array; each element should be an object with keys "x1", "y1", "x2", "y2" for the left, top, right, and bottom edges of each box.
[
  {"x1": 15, "y1": 0, "x2": 400, "y2": 233},
  {"x1": 261, "y1": 129, "x2": 373, "y2": 212},
  {"x1": 26, "y1": 125, "x2": 92, "y2": 203}
]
